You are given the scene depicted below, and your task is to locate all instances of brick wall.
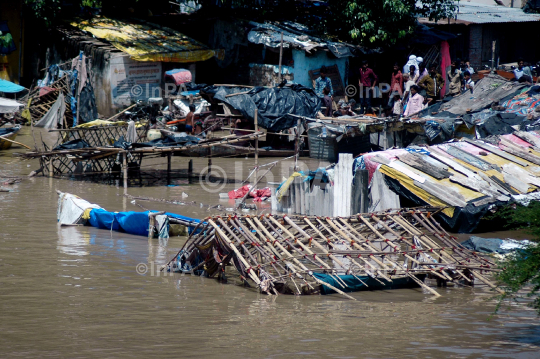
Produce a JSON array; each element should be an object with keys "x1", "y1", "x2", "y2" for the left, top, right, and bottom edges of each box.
[{"x1": 468, "y1": 24, "x2": 483, "y2": 69}]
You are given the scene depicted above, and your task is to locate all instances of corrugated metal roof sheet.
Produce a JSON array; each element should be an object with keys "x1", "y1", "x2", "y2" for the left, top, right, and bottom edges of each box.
[
  {"x1": 452, "y1": 2, "x2": 540, "y2": 24},
  {"x1": 71, "y1": 17, "x2": 224, "y2": 62}
]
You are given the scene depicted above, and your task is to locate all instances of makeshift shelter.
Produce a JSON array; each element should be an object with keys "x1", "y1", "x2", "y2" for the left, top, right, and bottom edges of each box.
[
  {"x1": 246, "y1": 21, "x2": 365, "y2": 91},
  {"x1": 354, "y1": 131, "x2": 540, "y2": 232},
  {"x1": 200, "y1": 84, "x2": 321, "y2": 132},
  {"x1": 167, "y1": 211, "x2": 500, "y2": 298},
  {"x1": 70, "y1": 17, "x2": 224, "y2": 63},
  {"x1": 418, "y1": 2, "x2": 540, "y2": 68},
  {"x1": 54, "y1": 18, "x2": 223, "y2": 116}
]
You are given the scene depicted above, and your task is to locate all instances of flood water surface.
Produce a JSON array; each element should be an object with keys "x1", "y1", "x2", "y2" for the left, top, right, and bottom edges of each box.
[{"x1": 1, "y1": 128, "x2": 539, "y2": 358}]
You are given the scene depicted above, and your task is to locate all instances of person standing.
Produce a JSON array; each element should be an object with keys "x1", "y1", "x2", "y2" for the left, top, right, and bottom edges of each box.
[
  {"x1": 418, "y1": 64, "x2": 443, "y2": 102},
  {"x1": 185, "y1": 104, "x2": 195, "y2": 134},
  {"x1": 314, "y1": 66, "x2": 333, "y2": 98},
  {"x1": 390, "y1": 63, "x2": 404, "y2": 96},
  {"x1": 392, "y1": 93, "x2": 403, "y2": 117},
  {"x1": 447, "y1": 60, "x2": 463, "y2": 97},
  {"x1": 403, "y1": 55, "x2": 417, "y2": 74},
  {"x1": 409, "y1": 65, "x2": 418, "y2": 83},
  {"x1": 322, "y1": 87, "x2": 333, "y2": 117},
  {"x1": 464, "y1": 60, "x2": 475, "y2": 75},
  {"x1": 463, "y1": 71, "x2": 474, "y2": 94},
  {"x1": 403, "y1": 85, "x2": 425, "y2": 117},
  {"x1": 358, "y1": 60, "x2": 378, "y2": 114},
  {"x1": 416, "y1": 63, "x2": 428, "y2": 85},
  {"x1": 402, "y1": 73, "x2": 416, "y2": 102}
]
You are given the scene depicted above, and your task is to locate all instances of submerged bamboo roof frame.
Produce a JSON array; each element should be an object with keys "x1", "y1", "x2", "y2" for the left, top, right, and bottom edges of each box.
[{"x1": 167, "y1": 209, "x2": 501, "y2": 299}]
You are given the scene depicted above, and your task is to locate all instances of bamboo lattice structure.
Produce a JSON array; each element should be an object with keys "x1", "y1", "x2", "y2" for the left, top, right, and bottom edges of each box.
[{"x1": 167, "y1": 210, "x2": 501, "y2": 299}]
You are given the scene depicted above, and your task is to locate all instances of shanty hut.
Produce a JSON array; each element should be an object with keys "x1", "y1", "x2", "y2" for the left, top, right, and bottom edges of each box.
[{"x1": 49, "y1": 17, "x2": 224, "y2": 117}]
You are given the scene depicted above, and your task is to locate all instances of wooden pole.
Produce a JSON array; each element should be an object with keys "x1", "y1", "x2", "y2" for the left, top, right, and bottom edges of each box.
[
  {"x1": 188, "y1": 159, "x2": 193, "y2": 183},
  {"x1": 294, "y1": 117, "x2": 301, "y2": 171},
  {"x1": 278, "y1": 32, "x2": 284, "y2": 84},
  {"x1": 107, "y1": 104, "x2": 136, "y2": 122},
  {"x1": 123, "y1": 151, "x2": 128, "y2": 195},
  {"x1": 254, "y1": 109, "x2": 259, "y2": 184},
  {"x1": 167, "y1": 153, "x2": 172, "y2": 186},
  {"x1": 491, "y1": 40, "x2": 496, "y2": 72},
  {"x1": 0, "y1": 136, "x2": 31, "y2": 150}
]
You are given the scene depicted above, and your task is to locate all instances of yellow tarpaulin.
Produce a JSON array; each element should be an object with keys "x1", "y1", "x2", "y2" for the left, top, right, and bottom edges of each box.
[
  {"x1": 277, "y1": 172, "x2": 304, "y2": 203},
  {"x1": 75, "y1": 120, "x2": 127, "y2": 128},
  {"x1": 71, "y1": 17, "x2": 224, "y2": 63}
]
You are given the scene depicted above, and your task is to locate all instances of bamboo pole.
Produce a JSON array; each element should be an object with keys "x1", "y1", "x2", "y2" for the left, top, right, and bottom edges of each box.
[
  {"x1": 123, "y1": 151, "x2": 128, "y2": 195},
  {"x1": 208, "y1": 219, "x2": 262, "y2": 286},
  {"x1": 236, "y1": 163, "x2": 275, "y2": 209},
  {"x1": 0, "y1": 136, "x2": 31, "y2": 150},
  {"x1": 254, "y1": 109, "x2": 259, "y2": 185}
]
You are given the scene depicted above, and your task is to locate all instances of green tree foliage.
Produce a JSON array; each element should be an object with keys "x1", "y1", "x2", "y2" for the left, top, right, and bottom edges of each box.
[
  {"x1": 24, "y1": 0, "x2": 102, "y2": 26},
  {"x1": 25, "y1": 0, "x2": 458, "y2": 45},
  {"x1": 495, "y1": 202, "x2": 540, "y2": 315},
  {"x1": 323, "y1": 0, "x2": 458, "y2": 46}
]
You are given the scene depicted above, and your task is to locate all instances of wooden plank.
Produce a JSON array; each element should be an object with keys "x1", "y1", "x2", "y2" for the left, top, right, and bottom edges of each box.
[
  {"x1": 502, "y1": 173, "x2": 530, "y2": 193},
  {"x1": 397, "y1": 153, "x2": 452, "y2": 179},
  {"x1": 501, "y1": 144, "x2": 540, "y2": 166},
  {"x1": 462, "y1": 138, "x2": 529, "y2": 167},
  {"x1": 428, "y1": 147, "x2": 481, "y2": 179},
  {"x1": 414, "y1": 180, "x2": 468, "y2": 207},
  {"x1": 444, "y1": 145, "x2": 498, "y2": 172},
  {"x1": 449, "y1": 174, "x2": 509, "y2": 201},
  {"x1": 490, "y1": 175, "x2": 519, "y2": 195},
  {"x1": 502, "y1": 163, "x2": 540, "y2": 188},
  {"x1": 472, "y1": 196, "x2": 498, "y2": 207},
  {"x1": 477, "y1": 172, "x2": 511, "y2": 196},
  {"x1": 513, "y1": 131, "x2": 540, "y2": 148}
]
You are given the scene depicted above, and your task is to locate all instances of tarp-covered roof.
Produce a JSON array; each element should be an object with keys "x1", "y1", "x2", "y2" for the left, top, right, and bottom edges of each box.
[
  {"x1": 200, "y1": 84, "x2": 322, "y2": 132},
  {"x1": 71, "y1": 17, "x2": 224, "y2": 63},
  {"x1": 438, "y1": 74, "x2": 525, "y2": 116},
  {"x1": 247, "y1": 21, "x2": 379, "y2": 57}
]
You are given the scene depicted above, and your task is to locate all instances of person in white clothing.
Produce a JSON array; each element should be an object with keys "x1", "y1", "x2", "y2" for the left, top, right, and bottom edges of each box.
[
  {"x1": 463, "y1": 71, "x2": 474, "y2": 94},
  {"x1": 403, "y1": 55, "x2": 417, "y2": 74},
  {"x1": 402, "y1": 73, "x2": 416, "y2": 102}
]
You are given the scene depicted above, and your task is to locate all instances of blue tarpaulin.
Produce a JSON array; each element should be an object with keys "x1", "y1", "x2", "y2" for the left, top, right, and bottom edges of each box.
[
  {"x1": 312, "y1": 272, "x2": 424, "y2": 294},
  {"x1": 0, "y1": 79, "x2": 25, "y2": 93},
  {"x1": 88, "y1": 209, "x2": 201, "y2": 236}
]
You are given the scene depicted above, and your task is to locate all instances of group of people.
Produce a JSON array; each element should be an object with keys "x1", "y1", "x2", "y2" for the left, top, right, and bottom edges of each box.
[{"x1": 314, "y1": 55, "x2": 479, "y2": 119}]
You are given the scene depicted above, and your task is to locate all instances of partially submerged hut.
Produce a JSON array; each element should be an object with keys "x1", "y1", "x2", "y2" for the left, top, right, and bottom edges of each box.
[{"x1": 167, "y1": 211, "x2": 500, "y2": 298}]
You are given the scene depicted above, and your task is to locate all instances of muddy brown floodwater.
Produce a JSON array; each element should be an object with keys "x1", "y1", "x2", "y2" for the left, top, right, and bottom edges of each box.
[{"x1": 1, "y1": 127, "x2": 539, "y2": 358}]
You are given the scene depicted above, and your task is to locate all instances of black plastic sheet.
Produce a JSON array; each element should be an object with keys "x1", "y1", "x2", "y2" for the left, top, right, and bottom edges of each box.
[
  {"x1": 200, "y1": 84, "x2": 322, "y2": 132},
  {"x1": 53, "y1": 139, "x2": 91, "y2": 151}
]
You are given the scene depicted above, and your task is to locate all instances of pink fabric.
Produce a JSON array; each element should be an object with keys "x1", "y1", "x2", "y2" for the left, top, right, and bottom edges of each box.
[
  {"x1": 391, "y1": 71, "x2": 403, "y2": 96},
  {"x1": 39, "y1": 86, "x2": 56, "y2": 97},
  {"x1": 362, "y1": 149, "x2": 406, "y2": 183},
  {"x1": 404, "y1": 93, "x2": 424, "y2": 116},
  {"x1": 228, "y1": 185, "x2": 252, "y2": 199},
  {"x1": 165, "y1": 70, "x2": 192, "y2": 85},
  {"x1": 228, "y1": 185, "x2": 271, "y2": 201},
  {"x1": 501, "y1": 134, "x2": 536, "y2": 148},
  {"x1": 440, "y1": 41, "x2": 452, "y2": 98}
]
